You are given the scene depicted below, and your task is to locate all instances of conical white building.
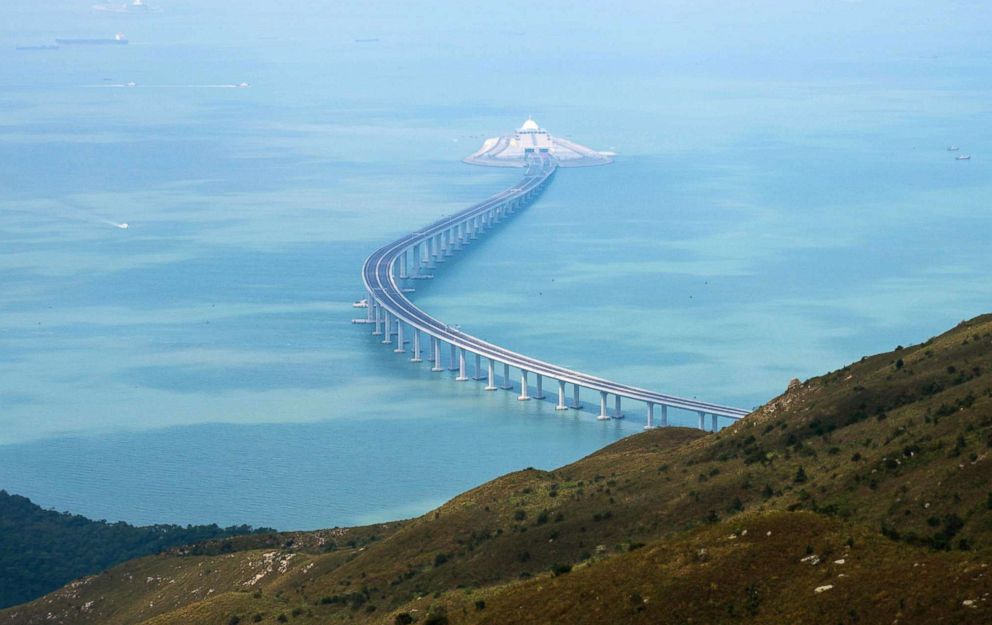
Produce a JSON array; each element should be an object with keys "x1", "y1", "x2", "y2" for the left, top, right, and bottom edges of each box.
[{"x1": 463, "y1": 118, "x2": 613, "y2": 168}]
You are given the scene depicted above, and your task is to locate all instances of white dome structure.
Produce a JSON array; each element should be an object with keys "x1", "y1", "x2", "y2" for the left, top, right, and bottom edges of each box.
[{"x1": 519, "y1": 117, "x2": 540, "y2": 132}]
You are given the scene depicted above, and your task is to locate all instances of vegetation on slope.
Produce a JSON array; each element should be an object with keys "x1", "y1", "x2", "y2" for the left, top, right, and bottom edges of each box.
[
  {"x1": 0, "y1": 491, "x2": 273, "y2": 609},
  {"x1": 2, "y1": 314, "x2": 992, "y2": 624}
]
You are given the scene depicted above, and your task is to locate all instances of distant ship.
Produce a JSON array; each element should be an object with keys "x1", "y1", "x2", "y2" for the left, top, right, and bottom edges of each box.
[
  {"x1": 955, "y1": 154, "x2": 971, "y2": 161},
  {"x1": 56, "y1": 33, "x2": 128, "y2": 45},
  {"x1": 947, "y1": 145, "x2": 960, "y2": 151}
]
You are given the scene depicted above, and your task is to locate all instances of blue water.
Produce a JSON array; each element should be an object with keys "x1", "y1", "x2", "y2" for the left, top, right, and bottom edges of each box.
[{"x1": 1, "y1": 1, "x2": 991, "y2": 529}]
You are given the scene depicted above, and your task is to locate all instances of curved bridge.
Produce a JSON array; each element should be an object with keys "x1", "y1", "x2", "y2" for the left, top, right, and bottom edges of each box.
[{"x1": 359, "y1": 154, "x2": 749, "y2": 430}]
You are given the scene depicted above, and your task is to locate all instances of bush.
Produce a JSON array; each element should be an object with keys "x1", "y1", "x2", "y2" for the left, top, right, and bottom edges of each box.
[
  {"x1": 794, "y1": 466, "x2": 808, "y2": 484},
  {"x1": 228, "y1": 617, "x2": 241, "y2": 625},
  {"x1": 474, "y1": 600, "x2": 486, "y2": 611},
  {"x1": 550, "y1": 563, "x2": 573, "y2": 577},
  {"x1": 394, "y1": 613, "x2": 414, "y2": 625}
]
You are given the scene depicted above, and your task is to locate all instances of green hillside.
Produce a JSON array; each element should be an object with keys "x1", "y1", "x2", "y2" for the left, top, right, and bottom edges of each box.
[
  {"x1": 0, "y1": 491, "x2": 272, "y2": 609},
  {"x1": 3, "y1": 314, "x2": 991, "y2": 625}
]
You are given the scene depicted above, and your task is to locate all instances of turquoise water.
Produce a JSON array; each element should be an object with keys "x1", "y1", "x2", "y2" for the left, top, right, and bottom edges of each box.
[{"x1": 1, "y1": 1, "x2": 991, "y2": 529}]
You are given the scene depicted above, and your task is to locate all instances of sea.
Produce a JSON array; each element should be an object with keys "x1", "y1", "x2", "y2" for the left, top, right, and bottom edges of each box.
[{"x1": 1, "y1": 0, "x2": 990, "y2": 530}]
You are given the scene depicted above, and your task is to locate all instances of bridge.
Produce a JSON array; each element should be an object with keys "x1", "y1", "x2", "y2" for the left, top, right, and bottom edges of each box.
[{"x1": 359, "y1": 153, "x2": 750, "y2": 431}]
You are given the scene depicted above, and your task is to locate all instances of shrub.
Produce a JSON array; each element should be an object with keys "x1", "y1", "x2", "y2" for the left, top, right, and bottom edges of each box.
[
  {"x1": 394, "y1": 613, "x2": 414, "y2": 625},
  {"x1": 550, "y1": 563, "x2": 572, "y2": 576},
  {"x1": 794, "y1": 466, "x2": 808, "y2": 484},
  {"x1": 228, "y1": 617, "x2": 241, "y2": 625},
  {"x1": 474, "y1": 600, "x2": 486, "y2": 611}
]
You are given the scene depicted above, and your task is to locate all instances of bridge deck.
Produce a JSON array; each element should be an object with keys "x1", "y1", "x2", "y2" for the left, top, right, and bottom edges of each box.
[{"x1": 361, "y1": 155, "x2": 750, "y2": 421}]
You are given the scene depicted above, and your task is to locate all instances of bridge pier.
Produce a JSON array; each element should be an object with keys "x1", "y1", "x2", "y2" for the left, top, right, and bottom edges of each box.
[
  {"x1": 518, "y1": 370, "x2": 530, "y2": 400},
  {"x1": 411, "y1": 329, "x2": 422, "y2": 362},
  {"x1": 697, "y1": 411, "x2": 705, "y2": 430},
  {"x1": 571, "y1": 384, "x2": 581, "y2": 409},
  {"x1": 431, "y1": 338, "x2": 444, "y2": 372},
  {"x1": 597, "y1": 391, "x2": 610, "y2": 420},
  {"x1": 444, "y1": 230, "x2": 454, "y2": 256},
  {"x1": 534, "y1": 374, "x2": 545, "y2": 399},
  {"x1": 711, "y1": 414, "x2": 718, "y2": 432},
  {"x1": 661, "y1": 404, "x2": 668, "y2": 427},
  {"x1": 372, "y1": 302, "x2": 383, "y2": 336},
  {"x1": 614, "y1": 395, "x2": 623, "y2": 419},
  {"x1": 366, "y1": 294, "x2": 375, "y2": 322},
  {"x1": 456, "y1": 348, "x2": 468, "y2": 381},
  {"x1": 448, "y1": 344, "x2": 458, "y2": 371},
  {"x1": 382, "y1": 311, "x2": 392, "y2": 344},
  {"x1": 556, "y1": 380, "x2": 568, "y2": 410},
  {"x1": 394, "y1": 321, "x2": 405, "y2": 353},
  {"x1": 398, "y1": 252, "x2": 408, "y2": 280},
  {"x1": 485, "y1": 359, "x2": 497, "y2": 391},
  {"x1": 501, "y1": 363, "x2": 513, "y2": 390},
  {"x1": 645, "y1": 402, "x2": 655, "y2": 429},
  {"x1": 473, "y1": 353, "x2": 484, "y2": 380}
]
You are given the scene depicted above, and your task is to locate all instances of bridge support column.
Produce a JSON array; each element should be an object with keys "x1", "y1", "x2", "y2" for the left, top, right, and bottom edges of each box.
[
  {"x1": 394, "y1": 321, "x2": 405, "y2": 353},
  {"x1": 449, "y1": 344, "x2": 458, "y2": 371},
  {"x1": 711, "y1": 414, "x2": 718, "y2": 432},
  {"x1": 456, "y1": 348, "x2": 468, "y2": 381},
  {"x1": 372, "y1": 302, "x2": 383, "y2": 336},
  {"x1": 661, "y1": 404, "x2": 668, "y2": 427},
  {"x1": 645, "y1": 402, "x2": 655, "y2": 429},
  {"x1": 556, "y1": 380, "x2": 568, "y2": 410},
  {"x1": 597, "y1": 391, "x2": 610, "y2": 420},
  {"x1": 571, "y1": 384, "x2": 581, "y2": 409},
  {"x1": 427, "y1": 238, "x2": 436, "y2": 268},
  {"x1": 697, "y1": 411, "x2": 705, "y2": 430},
  {"x1": 410, "y1": 244, "x2": 420, "y2": 278},
  {"x1": 473, "y1": 353, "x2": 484, "y2": 380},
  {"x1": 485, "y1": 359, "x2": 497, "y2": 391},
  {"x1": 411, "y1": 329, "x2": 422, "y2": 362},
  {"x1": 366, "y1": 294, "x2": 375, "y2": 322},
  {"x1": 382, "y1": 311, "x2": 392, "y2": 344},
  {"x1": 399, "y1": 252, "x2": 408, "y2": 280},
  {"x1": 534, "y1": 374, "x2": 545, "y2": 399},
  {"x1": 444, "y1": 230, "x2": 454, "y2": 256},
  {"x1": 501, "y1": 363, "x2": 513, "y2": 390},
  {"x1": 431, "y1": 339, "x2": 444, "y2": 372},
  {"x1": 614, "y1": 395, "x2": 624, "y2": 419},
  {"x1": 518, "y1": 371, "x2": 530, "y2": 401}
]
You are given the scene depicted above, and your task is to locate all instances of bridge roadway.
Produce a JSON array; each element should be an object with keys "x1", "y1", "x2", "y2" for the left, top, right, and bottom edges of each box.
[{"x1": 360, "y1": 154, "x2": 750, "y2": 430}]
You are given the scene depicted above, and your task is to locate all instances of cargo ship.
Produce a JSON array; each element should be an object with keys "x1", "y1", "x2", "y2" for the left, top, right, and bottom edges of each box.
[{"x1": 55, "y1": 33, "x2": 128, "y2": 45}]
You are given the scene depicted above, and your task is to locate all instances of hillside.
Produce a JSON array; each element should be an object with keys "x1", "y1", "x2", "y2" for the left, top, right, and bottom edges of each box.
[
  {"x1": 0, "y1": 491, "x2": 272, "y2": 609},
  {"x1": 2, "y1": 314, "x2": 991, "y2": 625}
]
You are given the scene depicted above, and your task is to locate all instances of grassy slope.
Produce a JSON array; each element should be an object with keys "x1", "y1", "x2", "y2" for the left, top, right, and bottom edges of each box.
[
  {"x1": 3, "y1": 315, "x2": 992, "y2": 625},
  {"x1": 0, "y1": 490, "x2": 271, "y2": 609}
]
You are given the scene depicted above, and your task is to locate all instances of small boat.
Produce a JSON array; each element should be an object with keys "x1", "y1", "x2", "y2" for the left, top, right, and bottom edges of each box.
[
  {"x1": 947, "y1": 145, "x2": 960, "y2": 151},
  {"x1": 955, "y1": 155, "x2": 971, "y2": 161},
  {"x1": 352, "y1": 299, "x2": 368, "y2": 308}
]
